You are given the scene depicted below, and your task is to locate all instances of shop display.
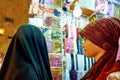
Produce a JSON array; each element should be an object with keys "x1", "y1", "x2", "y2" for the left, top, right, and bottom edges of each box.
[
  {"x1": 65, "y1": 38, "x2": 72, "y2": 53},
  {"x1": 89, "y1": 14, "x2": 96, "y2": 22},
  {"x1": 53, "y1": 0, "x2": 64, "y2": 7},
  {"x1": 44, "y1": 16, "x2": 52, "y2": 27},
  {"x1": 42, "y1": 28, "x2": 52, "y2": 41},
  {"x1": 49, "y1": 54, "x2": 62, "y2": 68},
  {"x1": 47, "y1": 41, "x2": 52, "y2": 53},
  {"x1": 52, "y1": 30, "x2": 61, "y2": 40},
  {"x1": 108, "y1": 0, "x2": 120, "y2": 6},
  {"x1": 52, "y1": 40, "x2": 62, "y2": 53},
  {"x1": 107, "y1": 2, "x2": 115, "y2": 17},
  {"x1": 114, "y1": 5, "x2": 120, "y2": 18},
  {"x1": 51, "y1": 68, "x2": 62, "y2": 80},
  {"x1": 96, "y1": 0, "x2": 108, "y2": 14},
  {"x1": 45, "y1": 0, "x2": 53, "y2": 5},
  {"x1": 52, "y1": 17, "x2": 61, "y2": 28}
]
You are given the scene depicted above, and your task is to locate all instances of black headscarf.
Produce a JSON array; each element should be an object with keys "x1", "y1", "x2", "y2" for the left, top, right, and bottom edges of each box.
[{"x1": 0, "y1": 24, "x2": 52, "y2": 80}]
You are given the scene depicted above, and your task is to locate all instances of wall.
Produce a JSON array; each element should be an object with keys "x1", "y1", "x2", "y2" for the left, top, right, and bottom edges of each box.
[{"x1": 0, "y1": 0, "x2": 31, "y2": 56}]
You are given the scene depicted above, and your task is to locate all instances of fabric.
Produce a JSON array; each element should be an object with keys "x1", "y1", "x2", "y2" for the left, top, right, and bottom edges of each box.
[
  {"x1": 69, "y1": 70, "x2": 77, "y2": 80},
  {"x1": 0, "y1": 24, "x2": 52, "y2": 80},
  {"x1": 107, "y1": 2, "x2": 115, "y2": 17},
  {"x1": 112, "y1": 0, "x2": 120, "y2": 6},
  {"x1": 79, "y1": 18, "x2": 120, "y2": 80},
  {"x1": 45, "y1": 0, "x2": 53, "y2": 5}
]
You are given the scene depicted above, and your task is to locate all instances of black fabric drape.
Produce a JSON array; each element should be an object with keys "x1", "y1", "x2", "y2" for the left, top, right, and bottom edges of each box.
[{"x1": 0, "y1": 24, "x2": 52, "y2": 80}]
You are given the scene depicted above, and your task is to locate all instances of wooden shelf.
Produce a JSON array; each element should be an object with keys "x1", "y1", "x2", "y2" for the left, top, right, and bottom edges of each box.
[{"x1": 80, "y1": 7, "x2": 95, "y2": 17}]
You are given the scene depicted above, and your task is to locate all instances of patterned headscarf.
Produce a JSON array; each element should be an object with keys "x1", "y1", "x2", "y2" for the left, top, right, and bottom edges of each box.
[{"x1": 79, "y1": 18, "x2": 120, "y2": 80}]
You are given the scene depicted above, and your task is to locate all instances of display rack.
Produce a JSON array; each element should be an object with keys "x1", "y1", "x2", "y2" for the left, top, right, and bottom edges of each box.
[{"x1": 28, "y1": 0, "x2": 120, "y2": 80}]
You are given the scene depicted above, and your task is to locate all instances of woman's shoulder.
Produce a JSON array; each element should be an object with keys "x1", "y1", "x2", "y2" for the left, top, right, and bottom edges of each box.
[{"x1": 107, "y1": 71, "x2": 120, "y2": 80}]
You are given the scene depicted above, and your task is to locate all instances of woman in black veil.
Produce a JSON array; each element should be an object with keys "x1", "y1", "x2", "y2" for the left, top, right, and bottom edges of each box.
[{"x1": 0, "y1": 24, "x2": 52, "y2": 80}]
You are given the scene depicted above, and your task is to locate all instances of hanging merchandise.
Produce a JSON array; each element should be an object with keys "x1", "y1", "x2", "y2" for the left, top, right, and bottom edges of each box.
[
  {"x1": 42, "y1": 28, "x2": 52, "y2": 41},
  {"x1": 29, "y1": 18, "x2": 44, "y2": 27},
  {"x1": 45, "y1": 0, "x2": 53, "y2": 5},
  {"x1": 66, "y1": 0, "x2": 74, "y2": 4},
  {"x1": 107, "y1": 2, "x2": 115, "y2": 17},
  {"x1": 28, "y1": 1, "x2": 62, "y2": 80},
  {"x1": 54, "y1": 9, "x2": 61, "y2": 17},
  {"x1": 51, "y1": 30, "x2": 61, "y2": 40},
  {"x1": 39, "y1": 5, "x2": 54, "y2": 14},
  {"x1": 63, "y1": 24, "x2": 69, "y2": 38},
  {"x1": 69, "y1": 70, "x2": 78, "y2": 80},
  {"x1": 66, "y1": 54, "x2": 72, "y2": 70},
  {"x1": 46, "y1": 41, "x2": 52, "y2": 53},
  {"x1": 118, "y1": 6, "x2": 120, "y2": 18},
  {"x1": 65, "y1": 38, "x2": 72, "y2": 53},
  {"x1": 96, "y1": 0, "x2": 108, "y2": 14},
  {"x1": 49, "y1": 54, "x2": 62, "y2": 68},
  {"x1": 39, "y1": 0, "x2": 44, "y2": 4},
  {"x1": 29, "y1": 0, "x2": 40, "y2": 14},
  {"x1": 77, "y1": 55, "x2": 84, "y2": 72},
  {"x1": 51, "y1": 68, "x2": 62, "y2": 80},
  {"x1": 65, "y1": 70, "x2": 70, "y2": 80},
  {"x1": 89, "y1": 14, "x2": 96, "y2": 22},
  {"x1": 76, "y1": 40, "x2": 80, "y2": 54},
  {"x1": 52, "y1": 40, "x2": 62, "y2": 53},
  {"x1": 65, "y1": 54, "x2": 95, "y2": 80},
  {"x1": 73, "y1": 6, "x2": 82, "y2": 18},
  {"x1": 62, "y1": 6, "x2": 68, "y2": 12},
  {"x1": 28, "y1": 1, "x2": 98, "y2": 79},
  {"x1": 116, "y1": 6, "x2": 120, "y2": 18},
  {"x1": 70, "y1": 26, "x2": 76, "y2": 39},
  {"x1": 54, "y1": 0, "x2": 64, "y2": 7},
  {"x1": 44, "y1": 16, "x2": 52, "y2": 27},
  {"x1": 114, "y1": 5, "x2": 120, "y2": 18},
  {"x1": 52, "y1": 17, "x2": 61, "y2": 28},
  {"x1": 108, "y1": 0, "x2": 120, "y2": 6}
]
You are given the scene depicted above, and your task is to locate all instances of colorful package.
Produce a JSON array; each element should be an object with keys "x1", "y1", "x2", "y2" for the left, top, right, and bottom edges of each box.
[
  {"x1": 44, "y1": 16, "x2": 52, "y2": 27},
  {"x1": 96, "y1": 0, "x2": 108, "y2": 14},
  {"x1": 46, "y1": 41, "x2": 52, "y2": 53},
  {"x1": 53, "y1": 0, "x2": 64, "y2": 7},
  {"x1": 43, "y1": 28, "x2": 52, "y2": 41},
  {"x1": 45, "y1": 0, "x2": 53, "y2": 5},
  {"x1": 66, "y1": 54, "x2": 72, "y2": 70},
  {"x1": 108, "y1": 0, "x2": 120, "y2": 6},
  {"x1": 65, "y1": 38, "x2": 72, "y2": 53},
  {"x1": 70, "y1": 26, "x2": 76, "y2": 39},
  {"x1": 51, "y1": 30, "x2": 61, "y2": 40},
  {"x1": 107, "y1": 2, "x2": 115, "y2": 17},
  {"x1": 52, "y1": 40, "x2": 62, "y2": 53},
  {"x1": 52, "y1": 17, "x2": 61, "y2": 28},
  {"x1": 49, "y1": 54, "x2": 62, "y2": 68},
  {"x1": 51, "y1": 68, "x2": 62, "y2": 80}
]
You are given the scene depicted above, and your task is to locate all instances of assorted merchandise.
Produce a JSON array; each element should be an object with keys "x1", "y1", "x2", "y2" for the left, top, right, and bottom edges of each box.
[{"x1": 28, "y1": 0, "x2": 120, "y2": 80}]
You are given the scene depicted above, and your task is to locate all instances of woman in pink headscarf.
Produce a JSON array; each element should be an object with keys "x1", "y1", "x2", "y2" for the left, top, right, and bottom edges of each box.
[{"x1": 79, "y1": 17, "x2": 120, "y2": 80}]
